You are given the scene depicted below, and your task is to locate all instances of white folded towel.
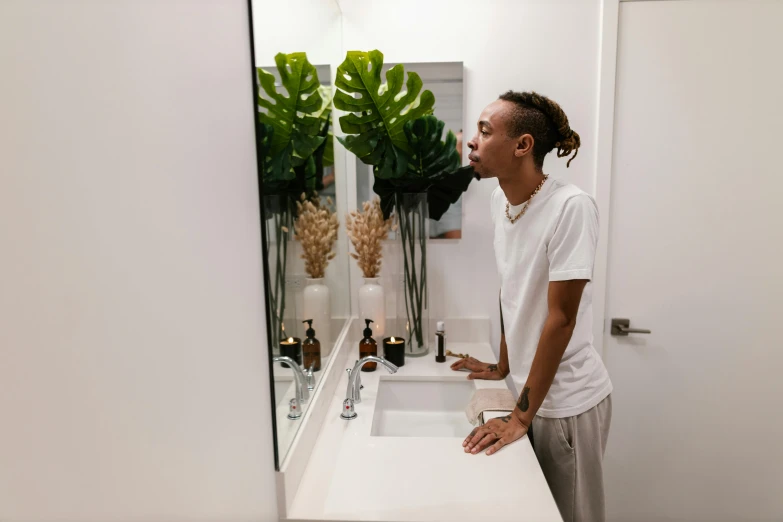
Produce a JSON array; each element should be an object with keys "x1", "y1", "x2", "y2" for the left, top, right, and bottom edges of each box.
[{"x1": 465, "y1": 388, "x2": 516, "y2": 426}]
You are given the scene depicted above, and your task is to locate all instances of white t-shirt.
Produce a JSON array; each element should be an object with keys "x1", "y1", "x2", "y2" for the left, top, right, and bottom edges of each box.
[{"x1": 492, "y1": 178, "x2": 612, "y2": 418}]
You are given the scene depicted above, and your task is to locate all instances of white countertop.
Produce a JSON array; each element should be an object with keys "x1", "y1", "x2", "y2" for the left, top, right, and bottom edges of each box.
[{"x1": 285, "y1": 342, "x2": 561, "y2": 522}]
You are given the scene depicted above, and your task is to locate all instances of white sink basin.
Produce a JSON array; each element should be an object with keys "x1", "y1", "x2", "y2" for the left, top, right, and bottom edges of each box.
[
  {"x1": 274, "y1": 376, "x2": 295, "y2": 406},
  {"x1": 370, "y1": 378, "x2": 476, "y2": 438}
]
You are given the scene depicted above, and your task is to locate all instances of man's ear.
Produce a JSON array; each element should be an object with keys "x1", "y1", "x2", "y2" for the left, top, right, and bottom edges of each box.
[{"x1": 514, "y1": 134, "x2": 534, "y2": 158}]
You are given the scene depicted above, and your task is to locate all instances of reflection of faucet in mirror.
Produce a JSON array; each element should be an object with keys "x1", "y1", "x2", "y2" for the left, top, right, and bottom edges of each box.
[
  {"x1": 306, "y1": 361, "x2": 315, "y2": 391},
  {"x1": 341, "y1": 356, "x2": 398, "y2": 420},
  {"x1": 272, "y1": 356, "x2": 310, "y2": 418}
]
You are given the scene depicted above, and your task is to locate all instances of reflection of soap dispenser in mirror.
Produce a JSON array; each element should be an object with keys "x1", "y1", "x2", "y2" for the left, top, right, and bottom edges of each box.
[
  {"x1": 359, "y1": 319, "x2": 378, "y2": 372},
  {"x1": 302, "y1": 319, "x2": 321, "y2": 372}
]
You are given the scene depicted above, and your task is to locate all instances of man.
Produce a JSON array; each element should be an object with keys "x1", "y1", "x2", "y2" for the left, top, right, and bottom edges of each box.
[{"x1": 451, "y1": 91, "x2": 613, "y2": 522}]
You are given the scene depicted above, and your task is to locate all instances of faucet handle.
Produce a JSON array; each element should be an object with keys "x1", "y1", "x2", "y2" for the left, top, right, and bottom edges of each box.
[
  {"x1": 340, "y1": 398, "x2": 357, "y2": 420},
  {"x1": 287, "y1": 398, "x2": 302, "y2": 420}
]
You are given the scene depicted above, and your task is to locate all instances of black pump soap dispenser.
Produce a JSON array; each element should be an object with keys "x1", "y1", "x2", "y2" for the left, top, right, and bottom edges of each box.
[
  {"x1": 359, "y1": 318, "x2": 378, "y2": 372},
  {"x1": 435, "y1": 321, "x2": 446, "y2": 363},
  {"x1": 302, "y1": 319, "x2": 321, "y2": 372}
]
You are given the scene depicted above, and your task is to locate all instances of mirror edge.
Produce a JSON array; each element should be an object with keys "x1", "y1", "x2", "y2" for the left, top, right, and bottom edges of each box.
[{"x1": 244, "y1": 0, "x2": 281, "y2": 471}]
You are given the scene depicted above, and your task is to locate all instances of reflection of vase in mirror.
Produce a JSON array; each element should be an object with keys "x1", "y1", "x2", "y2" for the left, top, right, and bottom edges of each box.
[
  {"x1": 263, "y1": 194, "x2": 295, "y2": 354},
  {"x1": 395, "y1": 193, "x2": 429, "y2": 356},
  {"x1": 303, "y1": 278, "x2": 331, "y2": 356},
  {"x1": 358, "y1": 277, "x2": 385, "y2": 338}
]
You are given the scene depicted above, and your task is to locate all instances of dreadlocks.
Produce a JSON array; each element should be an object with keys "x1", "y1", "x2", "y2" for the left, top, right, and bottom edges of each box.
[{"x1": 498, "y1": 91, "x2": 581, "y2": 168}]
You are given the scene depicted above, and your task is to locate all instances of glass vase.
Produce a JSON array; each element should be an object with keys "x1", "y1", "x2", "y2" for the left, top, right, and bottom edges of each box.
[
  {"x1": 395, "y1": 193, "x2": 429, "y2": 357},
  {"x1": 262, "y1": 194, "x2": 295, "y2": 355}
]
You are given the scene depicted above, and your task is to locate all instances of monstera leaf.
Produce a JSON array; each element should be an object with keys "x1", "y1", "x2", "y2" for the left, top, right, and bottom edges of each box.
[
  {"x1": 257, "y1": 121, "x2": 293, "y2": 186},
  {"x1": 373, "y1": 166, "x2": 475, "y2": 221},
  {"x1": 316, "y1": 85, "x2": 334, "y2": 168},
  {"x1": 404, "y1": 116, "x2": 473, "y2": 220},
  {"x1": 371, "y1": 116, "x2": 473, "y2": 220},
  {"x1": 334, "y1": 50, "x2": 435, "y2": 179},
  {"x1": 403, "y1": 116, "x2": 459, "y2": 180},
  {"x1": 257, "y1": 112, "x2": 317, "y2": 197},
  {"x1": 257, "y1": 53, "x2": 325, "y2": 179}
]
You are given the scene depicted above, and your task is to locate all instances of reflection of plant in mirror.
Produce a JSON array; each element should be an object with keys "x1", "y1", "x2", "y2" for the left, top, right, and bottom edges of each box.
[
  {"x1": 257, "y1": 52, "x2": 334, "y2": 349},
  {"x1": 317, "y1": 86, "x2": 335, "y2": 171},
  {"x1": 334, "y1": 50, "x2": 473, "y2": 219},
  {"x1": 258, "y1": 52, "x2": 324, "y2": 184},
  {"x1": 294, "y1": 194, "x2": 339, "y2": 279},
  {"x1": 346, "y1": 198, "x2": 396, "y2": 278},
  {"x1": 335, "y1": 50, "x2": 474, "y2": 352},
  {"x1": 334, "y1": 50, "x2": 435, "y2": 179}
]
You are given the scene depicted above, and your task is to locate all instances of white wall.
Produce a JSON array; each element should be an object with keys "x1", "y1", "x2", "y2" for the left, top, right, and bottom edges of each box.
[
  {"x1": 252, "y1": 0, "x2": 342, "y2": 67},
  {"x1": 340, "y1": 0, "x2": 603, "y2": 356},
  {"x1": 0, "y1": 2, "x2": 278, "y2": 521}
]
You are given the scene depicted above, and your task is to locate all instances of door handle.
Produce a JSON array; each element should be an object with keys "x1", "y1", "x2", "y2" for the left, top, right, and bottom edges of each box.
[{"x1": 611, "y1": 318, "x2": 651, "y2": 336}]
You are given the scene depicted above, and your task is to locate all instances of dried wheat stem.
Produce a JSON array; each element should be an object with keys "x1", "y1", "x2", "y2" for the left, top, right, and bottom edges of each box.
[{"x1": 294, "y1": 194, "x2": 339, "y2": 279}]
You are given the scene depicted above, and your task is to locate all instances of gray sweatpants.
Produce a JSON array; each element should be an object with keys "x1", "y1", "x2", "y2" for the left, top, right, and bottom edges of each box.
[{"x1": 531, "y1": 395, "x2": 612, "y2": 522}]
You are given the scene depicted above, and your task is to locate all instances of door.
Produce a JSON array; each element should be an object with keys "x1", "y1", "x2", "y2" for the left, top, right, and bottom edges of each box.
[{"x1": 603, "y1": 2, "x2": 783, "y2": 521}]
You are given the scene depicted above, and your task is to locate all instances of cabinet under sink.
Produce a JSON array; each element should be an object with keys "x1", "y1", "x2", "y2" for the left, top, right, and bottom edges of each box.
[{"x1": 370, "y1": 378, "x2": 476, "y2": 438}]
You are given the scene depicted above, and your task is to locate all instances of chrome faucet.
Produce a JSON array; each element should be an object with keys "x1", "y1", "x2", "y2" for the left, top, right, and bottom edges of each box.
[
  {"x1": 340, "y1": 356, "x2": 398, "y2": 420},
  {"x1": 272, "y1": 356, "x2": 309, "y2": 418}
]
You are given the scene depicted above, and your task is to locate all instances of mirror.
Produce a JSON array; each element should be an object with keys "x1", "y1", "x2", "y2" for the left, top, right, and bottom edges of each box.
[
  {"x1": 354, "y1": 62, "x2": 466, "y2": 239},
  {"x1": 252, "y1": 0, "x2": 349, "y2": 468}
]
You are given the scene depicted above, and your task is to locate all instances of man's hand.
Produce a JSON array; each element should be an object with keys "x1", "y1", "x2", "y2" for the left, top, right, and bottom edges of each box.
[
  {"x1": 463, "y1": 414, "x2": 529, "y2": 456},
  {"x1": 450, "y1": 357, "x2": 505, "y2": 380}
]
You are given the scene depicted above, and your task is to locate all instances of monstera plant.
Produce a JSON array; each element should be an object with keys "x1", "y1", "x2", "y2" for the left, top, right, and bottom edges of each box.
[
  {"x1": 257, "y1": 52, "x2": 333, "y2": 350},
  {"x1": 258, "y1": 52, "x2": 329, "y2": 194},
  {"x1": 335, "y1": 50, "x2": 474, "y2": 353}
]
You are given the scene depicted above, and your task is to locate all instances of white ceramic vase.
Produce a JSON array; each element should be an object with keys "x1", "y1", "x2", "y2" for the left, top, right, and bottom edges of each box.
[
  {"x1": 358, "y1": 277, "x2": 385, "y2": 338},
  {"x1": 303, "y1": 278, "x2": 331, "y2": 357}
]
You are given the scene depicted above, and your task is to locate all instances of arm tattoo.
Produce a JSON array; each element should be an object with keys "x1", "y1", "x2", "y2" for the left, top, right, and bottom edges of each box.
[
  {"x1": 517, "y1": 386, "x2": 530, "y2": 412},
  {"x1": 500, "y1": 415, "x2": 511, "y2": 423},
  {"x1": 487, "y1": 364, "x2": 498, "y2": 372}
]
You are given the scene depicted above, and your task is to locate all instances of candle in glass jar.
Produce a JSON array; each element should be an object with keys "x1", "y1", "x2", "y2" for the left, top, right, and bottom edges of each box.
[
  {"x1": 279, "y1": 336, "x2": 301, "y2": 368},
  {"x1": 383, "y1": 336, "x2": 405, "y2": 367}
]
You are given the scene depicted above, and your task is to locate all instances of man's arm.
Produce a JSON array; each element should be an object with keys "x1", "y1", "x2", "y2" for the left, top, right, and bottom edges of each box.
[
  {"x1": 463, "y1": 279, "x2": 587, "y2": 455},
  {"x1": 450, "y1": 290, "x2": 509, "y2": 379},
  {"x1": 509, "y1": 279, "x2": 586, "y2": 428}
]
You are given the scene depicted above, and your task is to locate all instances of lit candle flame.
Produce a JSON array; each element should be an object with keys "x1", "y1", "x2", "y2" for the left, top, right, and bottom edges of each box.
[
  {"x1": 391, "y1": 337, "x2": 396, "y2": 343},
  {"x1": 287, "y1": 337, "x2": 294, "y2": 343}
]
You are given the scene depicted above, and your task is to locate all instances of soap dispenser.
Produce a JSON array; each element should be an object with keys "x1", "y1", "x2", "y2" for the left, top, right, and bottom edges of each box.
[
  {"x1": 435, "y1": 321, "x2": 446, "y2": 363},
  {"x1": 302, "y1": 319, "x2": 321, "y2": 372},
  {"x1": 359, "y1": 318, "x2": 378, "y2": 372}
]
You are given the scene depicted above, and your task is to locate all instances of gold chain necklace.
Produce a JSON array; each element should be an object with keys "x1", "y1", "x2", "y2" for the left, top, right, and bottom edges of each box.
[{"x1": 505, "y1": 175, "x2": 549, "y2": 224}]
